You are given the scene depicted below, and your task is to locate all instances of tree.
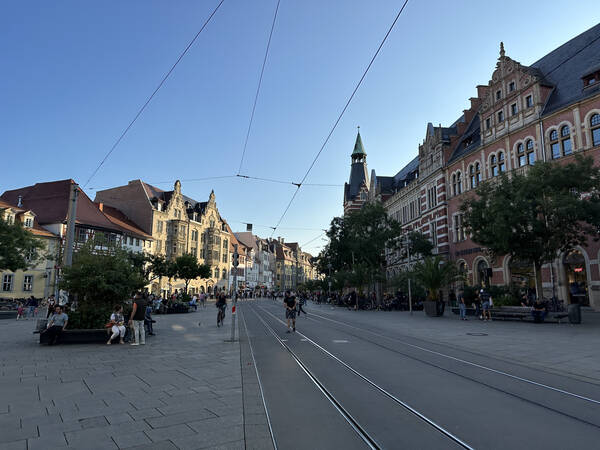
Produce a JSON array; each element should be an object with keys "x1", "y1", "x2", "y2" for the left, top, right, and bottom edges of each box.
[
  {"x1": 318, "y1": 202, "x2": 403, "y2": 295},
  {"x1": 0, "y1": 216, "x2": 44, "y2": 272},
  {"x1": 407, "y1": 231, "x2": 433, "y2": 258},
  {"x1": 461, "y1": 155, "x2": 600, "y2": 298},
  {"x1": 60, "y1": 237, "x2": 146, "y2": 328},
  {"x1": 174, "y1": 253, "x2": 211, "y2": 294},
  {"x1": 412, "y1": 256, "x2": 462, "y2": 301}
]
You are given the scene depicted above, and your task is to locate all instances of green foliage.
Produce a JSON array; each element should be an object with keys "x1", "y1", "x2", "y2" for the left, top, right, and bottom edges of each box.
[
  {"x1": 318, "y1": 202, "x2": 403, "y2": 289},
  {"x1": 493, "y1": 294, "x2": 521, "y2": 307},
  {"x1": 407, "y1": 231, "x2": 433, "y2": 258},
  {"x1": 174, "y1": 253, "x2": 211, "y2": 293},
  {"x1": 462, "y1": 285, "x2": 480, "y2": 303},
  {"x1": 60, "y1": 237, "x2": 146, "y2": 328},
  {"x1": 412, "y1": 256, "x2": 463, "y2": 301},
  {"x1": 387, "y1": 270, "x2": 426, "y2": 298},
  {"x1": 0, "y1": 216, "x2": 45, "y2": 272},
  {"x1": 461, "y1": 155, "x2": 600, "y2": 298},
  {"x1": 67, "y1": 304, "x2": 115, "y2": 329}
]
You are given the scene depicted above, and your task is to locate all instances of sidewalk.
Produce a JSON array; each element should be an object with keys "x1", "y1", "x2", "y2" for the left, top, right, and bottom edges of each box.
[
  {"x1": 311, "y1": 304, "x2": 600, "y2": 384},
  {"x1": 0, "y1": 306, "x2": 270, "y2": 450}
]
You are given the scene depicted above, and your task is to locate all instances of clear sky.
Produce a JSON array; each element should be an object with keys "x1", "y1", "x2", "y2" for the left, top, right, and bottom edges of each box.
[{"x1": 2, "y1": 1, "x2": 599, "y2": 254}]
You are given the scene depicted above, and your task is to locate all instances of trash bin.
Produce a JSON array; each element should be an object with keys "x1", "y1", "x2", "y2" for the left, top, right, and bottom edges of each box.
[{"x1": 568, "y1": 303, "x2": 581, "y2": 324}]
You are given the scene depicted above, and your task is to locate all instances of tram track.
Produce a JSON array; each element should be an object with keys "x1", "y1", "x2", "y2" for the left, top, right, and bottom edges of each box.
[{"x1": 247, "y1": 302, "x2": 474, "y2": 449}]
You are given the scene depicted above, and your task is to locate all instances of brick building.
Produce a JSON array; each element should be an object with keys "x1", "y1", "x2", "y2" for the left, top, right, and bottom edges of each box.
[{"x1": 343, "y1": 23, "x2": 600, "y2": 310}]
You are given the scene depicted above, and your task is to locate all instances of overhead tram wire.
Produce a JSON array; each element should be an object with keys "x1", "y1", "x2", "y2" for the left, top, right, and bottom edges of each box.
[
  {"x1": 237, "y1": 0, "x2": 281, "y2": 175},
  {"x1": 237, "y1": 174, "x2": 342, "y2": 187},
  {"x1": 269, "y1": 0, "x2": 410, "y2": 237},
  {"x1": 82, "y1": 0, "x2": 226, "y2": 188}
]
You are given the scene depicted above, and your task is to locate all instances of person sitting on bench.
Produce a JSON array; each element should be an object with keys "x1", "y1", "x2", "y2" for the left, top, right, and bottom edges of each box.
[
  {"x1": 531, "y1": 299, "x2": 547, "y2": 323},
  {"x1": 44, "y1": 305, "x2": 68, "y2": 345}
]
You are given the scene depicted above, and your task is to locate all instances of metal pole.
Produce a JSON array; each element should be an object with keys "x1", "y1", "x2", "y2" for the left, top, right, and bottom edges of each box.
[
  {"x1": 63, "y1": 182, "x2": 79, "y2": 267},
  {"x1": 230, "y1": 244, "x2": 238, "y2": 341},
  {"x1": 407, "y1": 235, "x2": 413, "y2": 315}
]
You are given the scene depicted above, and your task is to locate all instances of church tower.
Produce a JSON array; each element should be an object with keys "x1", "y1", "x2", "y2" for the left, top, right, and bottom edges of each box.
[{"x1": 343, "y1": 129, "x2": 369, "y2": 214}]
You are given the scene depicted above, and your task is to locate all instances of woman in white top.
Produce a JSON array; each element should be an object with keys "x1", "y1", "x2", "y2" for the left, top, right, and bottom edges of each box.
[{"x1": 107, "y1": 305, "x2": 126, "y2": 345}]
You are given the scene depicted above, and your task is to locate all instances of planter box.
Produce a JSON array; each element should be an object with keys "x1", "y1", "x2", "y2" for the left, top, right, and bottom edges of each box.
[
  {"x1": 424, "y1": 301, "x2": 445, "y2": 317},
  {"x1": 39, "y1": 327, "x2": 109, "y2": 345}
]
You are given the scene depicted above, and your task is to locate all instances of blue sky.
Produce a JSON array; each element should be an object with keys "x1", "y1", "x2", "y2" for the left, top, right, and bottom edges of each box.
[{"x1": 2, "y1": 1, "x2": 599, "y2": 254}]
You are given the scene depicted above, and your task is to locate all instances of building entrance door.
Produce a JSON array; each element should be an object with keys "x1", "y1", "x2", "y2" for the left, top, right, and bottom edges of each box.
[{"x1": 563, "y1": 250, "x2": 589, "y2": 306}]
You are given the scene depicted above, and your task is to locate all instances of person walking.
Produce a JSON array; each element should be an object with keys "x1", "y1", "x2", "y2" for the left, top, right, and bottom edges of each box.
[
  {"x1": 284, "y1": 291, "x2": 297, "y2": 333},
  {"x1": 107, "y1": 305, "x2": 126, "y2": 345},
  {"x1": 26, "y1": 296, "x2": 38, "y2": 319},
  {"x1": 46, "y1": 295, "x2": 56, "y2": 318},
  {"x1": 16, "y1": 301, "x2": 24, "y2": 320},
  {"x1": 457, "y1": 288, "x2": 467, "y2": 320},
  {"x1": 129, "y1": 294, "x2": 146, "y2": 345},
  {"x1": 480, "y1": 288, "x2": 493, "y2": 321},
  {"x1": 44, "y1": 305, "x2": 68, "y2": 345},
  {"x1": 297, "y1": 295, "x2": 307, "y2": 317}
]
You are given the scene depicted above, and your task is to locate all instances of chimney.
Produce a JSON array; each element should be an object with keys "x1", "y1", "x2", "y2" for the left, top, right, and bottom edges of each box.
[
  {"x1": 98, "y1": 202, "x2": 104, "y2": 212},
  {"x1": 17, "y1": 195, "x2": 22, "y2": 207}
]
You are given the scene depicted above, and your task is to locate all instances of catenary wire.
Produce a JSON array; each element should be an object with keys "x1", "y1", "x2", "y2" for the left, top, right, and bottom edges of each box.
[
  {"x1": 82, "y1": 0, "x2": 226, "y2": 188},
  {"x1": 237, "y1": 0, "x2": 281, "y2": 175},
  {"x1": 270, "y1": 0, "x2": 410, "y2": 236}
]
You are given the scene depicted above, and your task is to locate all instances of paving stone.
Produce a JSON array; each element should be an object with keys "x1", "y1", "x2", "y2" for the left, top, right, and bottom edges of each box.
[
  {"x1": 123, "y1": 440, "x2": 178, "y2": 450},
  {"x1": 105, "y1": 413, "x2": 134, "y2": 425},
  {"x1": 0, "y1": 440, "x2": 26, "y2": 450},
  {"x1": 145, "y1": 409, "x2": 215, "y2": 429},
  {"x1": 144, "y1": 423, "x2": 197, "y2": 442},
  {"x1": 0, "y1": 425, "x2": 38, "y2": 444},
  {"x1": 27, "y1": 432, "x2": 68, "y2": 450},
  {"x1": 65, "y1": 428, "x2": 118, "y2": 449},
  {"x1": 127, "y1": 408, "x2": 163, "y2": 421},
  {"x1": 79, "y1": 415, "x2": 109, "y2": 429},
  {"x1": 111, "y1": 431, "x2": 152, "y2": 449},
  {"x1": 38, "y1": 420, "x2": 82, "y2": 436}
]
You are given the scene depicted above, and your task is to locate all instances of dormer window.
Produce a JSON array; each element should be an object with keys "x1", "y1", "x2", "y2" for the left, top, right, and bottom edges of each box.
[
  {"x1": 583, "y1": 70, "x2": 600, "y2": 88},
  {"x1": 24, "y1": 218, "x2": 33, "y2": 228},
  {"x1": 526, "y1": 95, "x2": 533, "y2": 108},
  {"x1": 509, "y1": 81, "x2": 515, "y2": 92}
]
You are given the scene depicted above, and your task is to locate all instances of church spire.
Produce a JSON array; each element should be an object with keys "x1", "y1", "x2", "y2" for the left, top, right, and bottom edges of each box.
[{"x1": 351, "y1": 126, "x2": 367, "y2": 162}]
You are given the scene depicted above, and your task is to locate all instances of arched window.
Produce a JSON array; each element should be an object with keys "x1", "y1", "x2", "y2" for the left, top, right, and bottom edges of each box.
[
  {"x1": 470, "y1": 163, "x2": 481, "y2": 188},
  {"x1": 452, "y1": 174, "x2": 457, "y2": 196},
  {"x1": 498, "y1": 152, "x2": 506, "y2": 173},
  {"x1": 222, "y1": 268, "x2": 227, "y2": 279},
  {"x1": 517, "y1": 143, "x2": 526, "y2": 167},
  {"x1": 491, "y1": 154, "x2": 498, "y2": 177},
  {"x1": 591, "y1": 114, "x2": 600, "y2": 147},
  {"x1": 550, "y1": 129, "x2": 560, "y2": 159},
  {"x1": 457, "y1": 171, "x2": 462, "y2": 194},
  {"x1": 214, "y1": 268, "x2": 219, "y2": 279},
  {"x1": 561, "y1": 125, "x2": 572, "y2": 155},
  {"x1": 550, "y1": 127, "x2": 572, "y2": 158},
  {"x1": 526, "y1": 139, "x2": 535, "y2": 165}
]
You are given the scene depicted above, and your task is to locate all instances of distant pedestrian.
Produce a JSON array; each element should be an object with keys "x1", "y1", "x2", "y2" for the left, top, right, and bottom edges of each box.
[
  {"x1": 129, "y1": 294, "x2": 146, "y2": 345},
  {"x1": 297, "y1": 296, "x2": 307, "y2": 317},
  {"x1": 44, "y1": 305, "x2": 68, "y2": 345},
  {"x1": 144, "y1": 304, "x2": 155, "y2": 335},
  {"x1": 457, "y1": 288, "x2": 467, "y2": 320},
  {"x1": 190, "y1": 295, "x2": 198, "y2": 311},
  {"x1": 107, "y1": 305, "x2": 126, "y2": 345},
  {"x1": 26, "y1": 296, "x2": 38, "y2": 319},
  {"x1": 284, "y1": 291, "x2": 297, "y2": 333},
  {"x1": 480, "y1": 289, "x2": 493, "y2": 321},
  {"x1": 16, "y1": 301, "x2": 24, "y2": 320},
  {"x1": 46, "y1": 295, "x2": 56, "y2": 318}
]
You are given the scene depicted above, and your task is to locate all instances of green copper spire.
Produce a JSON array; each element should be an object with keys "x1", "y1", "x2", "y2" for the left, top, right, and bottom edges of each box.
[{"x1": 351, "y1": 127, "x2": 366, "y2": 159}]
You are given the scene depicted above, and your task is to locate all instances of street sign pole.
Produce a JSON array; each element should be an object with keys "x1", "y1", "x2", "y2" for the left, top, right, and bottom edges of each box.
[{"x1": 230, "y1": 245, "x2": 239, "y2": 342}]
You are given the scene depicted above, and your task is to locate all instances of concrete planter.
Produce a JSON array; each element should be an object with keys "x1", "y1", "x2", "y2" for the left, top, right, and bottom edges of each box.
[
  {"x1": 39, "y1": 328, "x2": 109, "y2": 344},
  {"x1": 424, "y1": 300, "x2": 445, "y2": 317}
]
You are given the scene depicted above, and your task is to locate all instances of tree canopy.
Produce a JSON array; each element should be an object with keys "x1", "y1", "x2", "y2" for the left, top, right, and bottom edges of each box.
[
  {"x1": 174, "y1": 253, "x2": 211, "y2": 293},
  {"x1": 460, "y1": 155, "x2": 600, "y2": 297},
  {"x1": 0, "y1": 216, "x2": 44, "y2": 272},
  {"x1": 317, "y1": 202, "x2": 403, "y2": 291}
]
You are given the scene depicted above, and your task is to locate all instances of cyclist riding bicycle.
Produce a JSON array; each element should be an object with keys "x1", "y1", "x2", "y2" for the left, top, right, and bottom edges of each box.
[{"x1": 216, "y1": 293, "x2": 227, "y2": 327}]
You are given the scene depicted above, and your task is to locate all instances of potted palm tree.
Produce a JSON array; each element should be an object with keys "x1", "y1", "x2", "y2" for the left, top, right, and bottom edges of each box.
[{"x1": 412, "y1": 256, "x2": 462, "y2": 317}]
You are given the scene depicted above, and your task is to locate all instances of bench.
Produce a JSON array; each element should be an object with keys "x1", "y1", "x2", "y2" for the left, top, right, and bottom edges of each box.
[
  {"x1": 453, "y1": 306, "x2": 571, "y2": 323},
  {"x1": 0, "y1": 311, "x2": 17, "y2": 320},
  {"x1": 35, "y1": 319, "x2": 114, "y2": 344}
]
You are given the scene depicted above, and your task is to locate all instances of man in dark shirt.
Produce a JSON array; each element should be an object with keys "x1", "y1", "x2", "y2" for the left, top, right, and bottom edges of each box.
[
  {"x1": 284, "y1": 291, "x2": 297, "y2": 333},
  {"x1": 129, "y1": 294, "x2": 147, "y2": 345},
  {"x1": 531, "y1": 299, "x2": 547, "y2": 323}
]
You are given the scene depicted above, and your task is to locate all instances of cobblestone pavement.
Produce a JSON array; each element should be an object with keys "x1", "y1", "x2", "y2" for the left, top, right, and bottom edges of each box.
[{"x1": 0, "y1": 304, "x2": 271, "y2": 450}]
